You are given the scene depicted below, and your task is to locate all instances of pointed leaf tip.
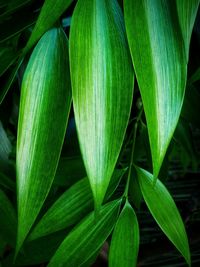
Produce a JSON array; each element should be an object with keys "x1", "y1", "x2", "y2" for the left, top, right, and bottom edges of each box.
[
  {"x1": 135, "y1": 166, "x2": 191, "y2": 266},
  {"x1": 16, "y1": 27, "x2": 71, "y2": 254},
  {"x1": 70, "y1": 0, "x2": 134, "y2": 209}
]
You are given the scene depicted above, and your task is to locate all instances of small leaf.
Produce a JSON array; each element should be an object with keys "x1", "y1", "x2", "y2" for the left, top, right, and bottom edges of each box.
[
  {"x1": 0, "y1": 189, "x2": 17, "y2": 246},
  {"x1": 70, "y1": 0, "x2": 134, "y2": 210},
  {"x1": 124, "y1": 0, "x2": 187, "y2": 178},
  {"x1": 48, "y1": 200, "x2": 120, "y2": 267},
  {"x1": 24, "y1": 0, "x2": 73, "y2": 52},
  {"x1": 16, "y1": 27, "x2": 71, "y2": 253},
  {"x1": 109, "y1": 201, "x2": 139, "y2": 267},
  {"x1": 135, "y1": 166, "x2": 191, "y2": 266}
]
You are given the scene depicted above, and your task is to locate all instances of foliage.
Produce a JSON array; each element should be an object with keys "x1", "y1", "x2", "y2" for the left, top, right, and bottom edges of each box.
[{"x1": 0, "y1": 0, "x2": 200, "y2": 266}]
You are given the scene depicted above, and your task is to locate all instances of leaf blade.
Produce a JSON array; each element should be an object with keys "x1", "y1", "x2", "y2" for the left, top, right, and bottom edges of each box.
[
  {"x1": 124, "y1": 0, "x2": 187, "y2": 178},
  {"x1": 70, "y1": 0, "x2": 134, "y2": 210},
  {"x1": 135, "y1": 166, "x2": 191, "y2": 266},
  {"x1": 109, "y1": 201, "x2": 139, "y2": 267},
  {"x1": 16, "y1": 27, "x2": 71, "y2": 253}
]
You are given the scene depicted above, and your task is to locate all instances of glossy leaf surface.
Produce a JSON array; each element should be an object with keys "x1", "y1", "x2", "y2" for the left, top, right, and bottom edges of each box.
[
  {"x1": 124, "y1": 0, "x2": 187, "y2": 178},
  {"x1": 70, "y1": 0, "x2": 134, "y2": 210},
  {"x1": 109, "y1": 201, "x2": 139, "y2": 267},
  {"x1": 48, "y1": 200, "x2": 120, "y2": 267},
  {"x1": 135, "y1": 166, "x2": 191, "y2": 266},
  {"x1": 16, "y1": 28, "x2": 71, "y2": 253}
]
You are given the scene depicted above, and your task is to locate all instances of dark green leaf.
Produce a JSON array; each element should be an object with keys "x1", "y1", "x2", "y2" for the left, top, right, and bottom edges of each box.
[
  {"x1": 70, "y1": 0, "x2": 134, "y2": 210},
  {"x1": 135, "y1": 166, "x2": 191, "y2": 266},
  {"x1": 16, "y1": 27, "x2": 71, "y2": 253},
  {"x1": 48, "y1": 200, "x2": 120, "y2": 267},
  {"x1": 0, "y1": 172, "x2": 15, "y2": 192},
  {"x1": 0, "y1": 46, "x2": 20, "y2": 76},
  {"x1": 0, "y1": 189, "x2": 17, "y2": 246},
  {"x1": 109, "y1": 201, "x2": 139, "y2": 267},
  {"x1": 124, "y1": 0, "x2": 187, "y2": 178}
]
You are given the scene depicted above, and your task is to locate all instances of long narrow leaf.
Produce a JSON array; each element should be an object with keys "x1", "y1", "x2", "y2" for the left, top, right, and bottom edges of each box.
[
  {"x1": 70, "y1": 0, "x2": 134, "y2": 210},
  {"x1": 109, "y1": 200, "x2": 139, "y2": 267},
  {"x1": 48, "y1": 200, "x2": 120, "y2": 267},
  {"x1": 24, "y1": 0, "x2": 73, "y2": 52},
  {"x1": 135, "y1": 166, "x2": 191, "y2": 266},
  {"x1": 124, "y1": 0, "x2": 187, "y2": 178},
  {"x1": 16, "y1": 27, "x2": 71, "y2": 254}
]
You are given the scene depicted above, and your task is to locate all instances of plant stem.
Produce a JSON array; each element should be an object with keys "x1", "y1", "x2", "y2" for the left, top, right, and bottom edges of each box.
[{"x1": 124, "y1": 108, "x2": 143, "y2": 198}]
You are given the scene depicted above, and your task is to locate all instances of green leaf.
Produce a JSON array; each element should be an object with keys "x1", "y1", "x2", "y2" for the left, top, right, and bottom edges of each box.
[
  {"x1": 28, "y1": 178, "x2": 93, "y2": 241},
  {"x1": 0, "y1": 172, "x2": 15, "y2": 192},
  {"x1": 70, "y1": 0, "x2": 134, "y2": 210},
  {"x1": 135, "y1": 166, "x2": 191, "y2": 266},
  {"x1": 176, "y1": 0, "x2": 200, "y2": 59},
  {"x1": 16, "y1": 27, "x2": 71, "y2": 254},
  {"x1": 28, "y1": 169, "x2": 125, "y2": 241},
  {"x1": 48, "y1": 200, "x2": 120, "y2": 267},
  {"x1": 0, "y1": 189, "x2": 17, "y2": 246},
  {"x1": 24, "y1": 0, "x2": 73, "y2": 52},
  {"x1": 188, "y1": 66, "x2": 200, "y2": 85},
  {"x1": 124, "y1": 0, "x2": 187, "y2": 178},
  {"x1": 0, "y1": 0, "x2": 33, "y2": 19},
  {"x1": 109, "y1": 201, "x2": 139, "y2": 267}
]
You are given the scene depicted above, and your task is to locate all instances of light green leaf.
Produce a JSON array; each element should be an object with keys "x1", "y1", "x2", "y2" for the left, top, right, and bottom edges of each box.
[
  {"x1": 70, "y1": 0, "x2": 134, "y2": 210},
  {"x1": 28, "y1": 169, "x2": 125, "y2": 241},
  {"x1": 176, "y1": 0, "x2": 200, "y2": 59},
  {"x1": 48, "y1": 200, "x2": 120, "y2": 267},
  {"x1": 124, "y1": 0, "x2": 187, "y2": 178},
  {"x1": 109, "y1": 201, "x2": 139, "y2": 267},
  {"x1": 16, "y1": 27, "x2": 71, "y2": 254},
  {"x1": 135, "y1": 166, "x2": 191, "y2": 266},
  {"x1": 0, "y1": 189, "x2": 17, "y2": 246},
  {"x1": 24, "y1": 0, "x2": 73, "y2": 52}
]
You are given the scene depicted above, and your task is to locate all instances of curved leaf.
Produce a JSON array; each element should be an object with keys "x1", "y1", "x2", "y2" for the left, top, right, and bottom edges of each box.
[
  {"x1": 48, "y1": 200, "x2": 120, "y2": 267},
  {"x1": 135, "y1": 166, "x2": 191, "y2": 266},
  {"x1": 124, "y1": 0, "x2": 187, "y2": 178},
  {"x1": 24, "y1": 0, "x2": 73, "y2": 52},
  {"x1": 69, "y1": 0, "x2": 134, "y2": 210},
  {"x1": 16, "y1": 27, "x2": 71, "y2": 253},
  {"x1": 109, "y1": 201, "x2": 139, "y2": 267}
]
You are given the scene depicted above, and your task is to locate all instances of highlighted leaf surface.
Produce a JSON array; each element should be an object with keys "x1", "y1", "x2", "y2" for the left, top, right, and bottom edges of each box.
[
  {"x1": 124, "y1": 0, "x2": 198, "y2": 178},
  {"x1": 16, "y1": 28, "x2": 71, "y2": 253},
  {"x1": 70, "y1": 0, "x2": 134, "y2": 209},
  {"x1": 135, "y1": 166, "x2": 190, "y2": 266}
]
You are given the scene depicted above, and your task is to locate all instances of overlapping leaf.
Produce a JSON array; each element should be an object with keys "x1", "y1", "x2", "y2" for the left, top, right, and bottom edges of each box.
[
  {"x1": 70, "y1": 0, "x2": 134, "y2": 210},
  {"x1": 16, "y1": 27, "x2": 71, "y2": 253},
  {"x1": 109, "y1": 201, "x2": 139, "y2": 267},
  {"x1": 124, "y1": 0, "x2": 198, "y2": 178},
  {"x1": 24, "y1": 0, "x2": 73, "y2": 51},
  {"x1": 48, "y1": 200, "x2": 120, "y2": 267},
  {"x1": 28, "y1": 169, "x2": 125, "y2": 241},
  {"x1": 135, "y1": 166, "x2": 191, "y2": 266}
]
